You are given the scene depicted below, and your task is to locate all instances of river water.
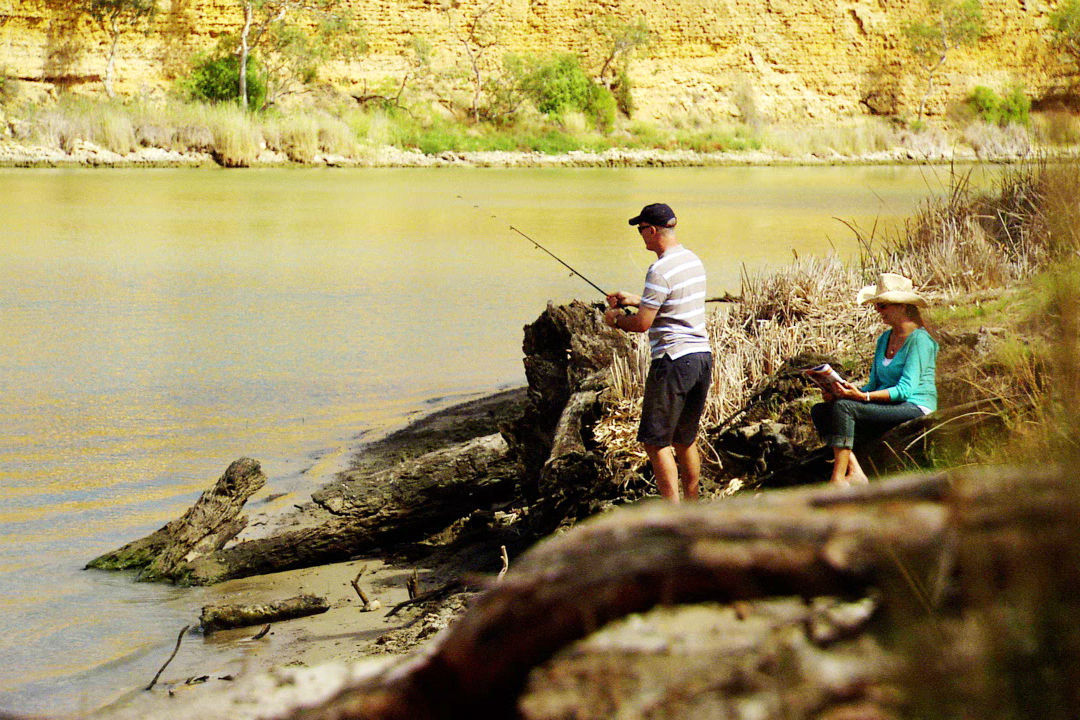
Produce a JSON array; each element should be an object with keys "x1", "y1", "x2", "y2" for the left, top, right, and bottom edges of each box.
[{"x1": 0, "y1": 164, "x2": 973, "y2": 715}]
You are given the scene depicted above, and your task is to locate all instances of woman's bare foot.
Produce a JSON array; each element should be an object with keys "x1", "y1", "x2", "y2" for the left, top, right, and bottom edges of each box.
[{"x1": 845, "y1": 471, "x2": 869, "y2": 485}]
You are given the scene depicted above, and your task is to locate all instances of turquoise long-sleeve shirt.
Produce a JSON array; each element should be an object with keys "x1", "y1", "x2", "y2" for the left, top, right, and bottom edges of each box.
[{"x1": 860, "y1": 327, "x2": 939, "y2": 412}]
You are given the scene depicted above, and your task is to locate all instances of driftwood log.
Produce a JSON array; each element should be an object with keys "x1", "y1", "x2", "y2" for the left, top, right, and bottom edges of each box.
[
  {"x1": 174, "y1": 433, "x2": 516, "y2": 585},
  {"x1": 279, "y1": 465, "x2": 1078, "y2": 720},
  {"x1": 199, "y1": 595, "x2": 330, "y2": 633},
  {"x1": 86, "y1": 458, "x2": 266, "y2": 582}
]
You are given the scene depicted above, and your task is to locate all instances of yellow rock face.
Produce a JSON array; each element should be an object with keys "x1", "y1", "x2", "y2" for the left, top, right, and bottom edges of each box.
[{"x1": 0, "y1": 0, "x2": 1068, "y2": 123}]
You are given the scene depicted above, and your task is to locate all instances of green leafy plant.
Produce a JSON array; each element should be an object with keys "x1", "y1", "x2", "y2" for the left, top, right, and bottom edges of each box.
[
  {"x1": 518, "y1": 54, "x2": 616, "y2": 131},
  {"x1": 969, "y1": 85, "x2": 1031, "y2": 126},
  {"x1": 183, "y1": 53, "x2": 267, "y2": 109}
]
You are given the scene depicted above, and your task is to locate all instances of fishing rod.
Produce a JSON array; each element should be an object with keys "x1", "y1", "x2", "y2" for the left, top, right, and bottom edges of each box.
[
  {"x1": 456, "y1": 195, "x2": 624, "y2": 305},
  {"x1": 508, "y1": 224, "x2": 611, "y2": 300}
]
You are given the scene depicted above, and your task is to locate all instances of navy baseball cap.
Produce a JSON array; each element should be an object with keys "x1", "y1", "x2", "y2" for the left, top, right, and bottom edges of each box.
[{"x1": 628, "y1": 203, "x2": 677, "y2": 227}]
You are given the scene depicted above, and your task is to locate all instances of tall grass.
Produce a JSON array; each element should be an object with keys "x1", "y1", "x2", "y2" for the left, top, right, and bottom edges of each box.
[
  {"x1": 3, "y1": 91, "x2": 1072, "y2": 164},
  {"x1": 764, "y1": 120, "x2": 898, "y2": 157}
]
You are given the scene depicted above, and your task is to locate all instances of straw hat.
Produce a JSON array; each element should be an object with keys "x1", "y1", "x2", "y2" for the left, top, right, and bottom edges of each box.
[{"x1": 856, "y1": 272, "x2": 928, "y2": 307}]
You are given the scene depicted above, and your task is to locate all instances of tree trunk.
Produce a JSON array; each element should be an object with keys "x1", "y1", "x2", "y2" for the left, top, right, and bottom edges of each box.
[
  {"x1": 104, "y1": 17, "x2": 119, "y2": 99},
  {"x1": 85, "y1": 458, "x2": 266, "y2": 581},
  {"x1": 161, "y1": 434, "x2": 514, "y2": 585},
  {"x1": 239, "y1": 1, "x2": 253, "y2": 110}
]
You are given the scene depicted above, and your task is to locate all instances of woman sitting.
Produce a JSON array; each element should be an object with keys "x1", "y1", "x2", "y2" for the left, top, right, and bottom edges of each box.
[{"x1": 811, "y1": 273, "x2": 939, "y2": 486}]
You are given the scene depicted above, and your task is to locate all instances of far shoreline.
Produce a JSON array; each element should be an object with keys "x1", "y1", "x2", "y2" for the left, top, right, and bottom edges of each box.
[{"x1": 2, "y1": 139, "x2": 1071, "y2": 171}]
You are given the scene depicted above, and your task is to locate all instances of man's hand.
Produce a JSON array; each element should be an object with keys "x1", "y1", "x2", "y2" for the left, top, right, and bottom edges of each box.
[{"x1": 606, "y1": 291, "x2": 640, "y2": 309}]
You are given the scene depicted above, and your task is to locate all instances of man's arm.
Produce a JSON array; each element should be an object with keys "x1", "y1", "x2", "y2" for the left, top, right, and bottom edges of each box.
[{"x1": 604, "y1": 304, "x2": 658, "y2": 333}]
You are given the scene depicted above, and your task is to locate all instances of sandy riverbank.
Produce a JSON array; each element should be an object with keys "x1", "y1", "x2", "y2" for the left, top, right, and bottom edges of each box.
[{"x1": 84, "y1": 388, "x2": 527, "y2": 720}]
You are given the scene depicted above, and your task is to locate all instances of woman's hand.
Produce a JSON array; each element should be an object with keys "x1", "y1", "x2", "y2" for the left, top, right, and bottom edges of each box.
[{"x1": 831, "y1": 380, "x2": 867, "y2": 401}]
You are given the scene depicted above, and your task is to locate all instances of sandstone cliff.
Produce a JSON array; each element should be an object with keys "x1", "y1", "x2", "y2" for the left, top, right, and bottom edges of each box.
[{"x1": 0, "y1": 0, "x2": 1070, "y2": 124}]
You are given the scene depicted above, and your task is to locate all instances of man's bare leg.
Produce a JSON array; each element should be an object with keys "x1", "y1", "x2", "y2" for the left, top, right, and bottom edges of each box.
[
  {"x1": 645, "y1": 444, "x2": 680, "y2": 501},
  {"x1": 673, "y1": 441, "x2": 700, "y2": 501}
]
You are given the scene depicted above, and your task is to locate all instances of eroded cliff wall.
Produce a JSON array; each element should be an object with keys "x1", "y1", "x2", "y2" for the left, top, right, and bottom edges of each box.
[{"x1": 0, "y1": 0, "x2": 1068, "y2": 123}]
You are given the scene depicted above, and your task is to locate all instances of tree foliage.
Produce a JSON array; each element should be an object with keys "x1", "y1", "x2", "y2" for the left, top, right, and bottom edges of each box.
[
  {"x1": 514, "y1": 54, "x2": 616, "y2": 131},
  {"x1": 440, "y1": 0, "x2": 502, "y2": 123},
  {"x1": 259, "y1": 14, "x2": 367, "y2": 106},
  {"x1": 903, "y1": 0, "x2": 984, "y2": 120},
  {"x1": 592, "y1": 17, "x2": 649, "y2": 84},
  {"x1": 183, "y1": 53, "x2": 266, "y2": 108},
  {"x1": 968, "y1": 85, "x2": 1031, "y2": 127},
  {"x1": 1050, "y1": 0, "x2": 1080, "y2": 77},
  {"x1": 228, "y1": 0, "x2": 362, "y2": 110},
  {"x1": 81, "y1": 0, "x2": 157, "y2": 98}
]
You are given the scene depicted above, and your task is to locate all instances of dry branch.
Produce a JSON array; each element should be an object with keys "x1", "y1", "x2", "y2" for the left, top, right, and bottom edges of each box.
[
  {"x1": 351, "y1": 571, "x2": 380, "y2": 612},
  {"x1": 145, "y1": 625, "x2": 190, "y2": 691},
  {"x1": 86, "y1": 458, "x2": 266, "y2": 582}
]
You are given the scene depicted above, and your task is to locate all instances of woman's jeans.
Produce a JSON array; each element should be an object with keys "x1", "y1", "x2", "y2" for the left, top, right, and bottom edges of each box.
[{"x1": 811, "y1": 399, "x2": 925, "y2": 449}]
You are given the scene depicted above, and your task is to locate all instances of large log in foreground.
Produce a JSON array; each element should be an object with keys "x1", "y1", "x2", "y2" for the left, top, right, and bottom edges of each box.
[
  {"x1": 283, "y1": 470, "x2": 982, "y2": 720},
  {"x1": 281, "y1": 465, "x2": 1079, "y2": 720}
]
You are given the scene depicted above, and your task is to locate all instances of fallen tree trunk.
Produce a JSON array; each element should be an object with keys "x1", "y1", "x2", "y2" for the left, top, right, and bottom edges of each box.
[
  {"x1": 199, "y1": 595, "x2": 330, "y2": 633},
  {"x1": 86, "y1": 458, "x2": 266, "y2": 581},
  {"x1": 282, "y1": 465, "x2": 1078, "y2": 720},
  {"x1": 175, "y1": 434, "x2": 515, "y2": 585}
]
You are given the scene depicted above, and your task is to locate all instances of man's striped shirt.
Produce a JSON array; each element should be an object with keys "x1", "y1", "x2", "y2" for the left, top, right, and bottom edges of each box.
[{"x1": 639, "y1": 245, "x2": 711, "y2": 360}]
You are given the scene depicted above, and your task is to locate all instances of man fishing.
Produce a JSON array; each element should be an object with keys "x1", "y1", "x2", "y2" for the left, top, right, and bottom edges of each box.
[{"x1": 603, "y1": 203, "x2": 713, "y2": 503}]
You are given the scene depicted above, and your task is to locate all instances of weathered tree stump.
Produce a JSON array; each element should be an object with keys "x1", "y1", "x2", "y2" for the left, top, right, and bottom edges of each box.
[{"x1": 86, "y1": 458, "x2": 266, "y2": 582}]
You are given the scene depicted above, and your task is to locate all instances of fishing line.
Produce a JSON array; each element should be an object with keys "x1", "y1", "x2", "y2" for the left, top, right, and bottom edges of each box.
[{"x1": 455, "y1": 194, "x2": 620, "y2": 303}]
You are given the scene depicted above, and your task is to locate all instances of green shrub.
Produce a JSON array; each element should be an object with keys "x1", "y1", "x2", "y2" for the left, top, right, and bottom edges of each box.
[
  {"x1": 183, "y1": 53, "x2": 267, "y2": 110},
  {"x1": 518, "y1": 54, "x2": 616, "y2": 131},
  {"x1": 969, "y1": 85, "x2": 1031, "y2": 126}
]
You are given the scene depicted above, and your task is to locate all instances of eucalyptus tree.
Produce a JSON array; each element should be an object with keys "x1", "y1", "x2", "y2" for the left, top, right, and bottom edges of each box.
[
  {"x1": 440, "y1": 0, "x2": 502, "y2": 123},
  {"x1": 1050, "y1": 0, "x2": 1080, "y2": 81},
  {"x1": 232, "y1": 0, "x2": 363, "y2": 110},
  {"x1": 81, "y1": 0, "x2": 157, "y2": 98},
  {"x1": 903, "y1": 0, "x2": 984, "y2": 121}
]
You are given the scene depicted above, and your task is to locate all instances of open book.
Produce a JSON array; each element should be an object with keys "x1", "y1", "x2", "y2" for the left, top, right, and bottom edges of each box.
[{"x1": 802, "y1": 363, "x2": 844, "y2": 392}]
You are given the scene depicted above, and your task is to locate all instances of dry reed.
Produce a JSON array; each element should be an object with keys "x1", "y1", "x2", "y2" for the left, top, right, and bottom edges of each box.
[
  {"x1": 594, "y1": 160, "x2": 1080, "y2": 484},
  {"x1": 593, "y1": 256, "x2": 876, "y2": 480}
]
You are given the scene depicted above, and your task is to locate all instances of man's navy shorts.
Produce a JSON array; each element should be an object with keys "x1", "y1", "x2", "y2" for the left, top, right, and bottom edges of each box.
[{"x1": 637, "y1": 351, "x2": 713, "y2": 447}]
